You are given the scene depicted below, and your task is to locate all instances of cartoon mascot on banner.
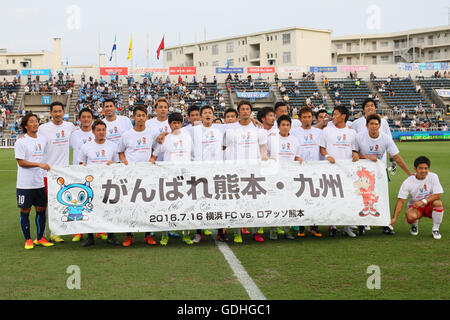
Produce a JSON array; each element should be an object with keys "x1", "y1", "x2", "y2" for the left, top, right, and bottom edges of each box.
[
  {"x1": 353, "y1": 168, "x2": 380, "y2": 217},
  {"x1": 56, "y1": 176, "x2": 94, "y2": 222}
]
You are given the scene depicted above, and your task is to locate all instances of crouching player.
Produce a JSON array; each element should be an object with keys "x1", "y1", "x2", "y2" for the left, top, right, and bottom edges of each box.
[{"x1": 390, "y1": 156, "x2": 444, "y2": 239}]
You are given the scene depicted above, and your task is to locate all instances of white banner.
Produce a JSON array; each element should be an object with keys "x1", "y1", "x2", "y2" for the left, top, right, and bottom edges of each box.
[
  {"x1": 435, "y1": 89, "x2": 450, "y2": 98},
  {"x1": 277, "y1": 66, "x2": 306, "y2": 74},
  {"x1": 47, "y1": 160, "x2": 390, "y2": 235}
]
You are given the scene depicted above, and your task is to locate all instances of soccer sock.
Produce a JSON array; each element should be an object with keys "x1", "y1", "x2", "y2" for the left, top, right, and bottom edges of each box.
[
  {"x1": 432, "y1": 207, "x2": 444, "y2": 231},
  {"x1": 35, "y1": 210, "x2": 46, "y2": 240},
  {"x1": 20, "y1": 212, "x2": 31, "y2": 240}
]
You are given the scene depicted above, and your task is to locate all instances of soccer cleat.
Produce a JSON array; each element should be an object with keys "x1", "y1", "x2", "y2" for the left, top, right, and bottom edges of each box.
[
  {"x1": 357, "y1": 226, "x2": 366, "y2": 236},
  {"x1": 276, "y1": 227, "x2": 285, "y2": 235},
  {"x1": 169, "y1": 231, "x2": 180, "y2": 238},
  {"x1": 144, "y1": 235, "x2": 157, "y2": 245},
  {"x1": 269, "y1": 230, "x2": 278, "y2": 240},
  {"x1": 182, "y1": 236, "x2": 194, "y2": 245},
  {"x1": 310, "y1": 227, "x2": 323, "y2": 237},
  {"x1": 343, "y1": 226, "x2": 357, "y2": 238},
  {"x1": 234, "y1": 233, "x2": 243, "y2": 244},
  {"x1": 297, "y1": 226, "x2": 306, "y2": 237},
  {"x1": 382, "y1": 226, "x2": 395, "y2": 235},
  {"x1": 82, "y1": 236, "x2": 95, "y2": 247},
  {"x1": 25, "y1": 239, "x2": 34, "y2": 250},
  {"x1": 253, "y1": 234, "x2": 264, "y2": 242},
  {"x1": 50, "y1": 235, "x2": 64, "y2": 243},
  {"x1": 160, "y1": 236, "x2": 169, "y2": 246},
  {"x1": 216, "y1": 233, "x2": 228, "y2": 242},
  {"x1": 122, "y1": 236, "x2": 134, "y2": 247},
  {"x1": 432, "y1": 230, "x2": 442, "y2": 240},
  {"x1": 329, "y1": 226, "x2": 338, "y2": 237},
  {"x1": 96, "y1": 233, "x2": 108, "y2": 240},
  {"x1": 107, "y1": 235, "x2": 121, "y2": 246},
  {"x1": 257, "y1": 227, "x2": 264, "y2": 235},
  {"x1": 410, "y1": 224, "x2": 419, "y2": 236},
  {"x1": 34, "y1": 237, "x2": 55, "y2": 247},
  {"x1": 284, "y1": 232, "x2": 295, "y2": 240},
  {"x1": 193, "y1": 233, "x2": 203, "y2": 244},
  {"x1": 72, "y1": 234, "x2": 83, "y2": 242},
  {"x1": 203, "y1": 229, "x2": 212, "y2": 236},
  {"x1": 240, "y1": 228, "x2": 250, "y2": 235}
]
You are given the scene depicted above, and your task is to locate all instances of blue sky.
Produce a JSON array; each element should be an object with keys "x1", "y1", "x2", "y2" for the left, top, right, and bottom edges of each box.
[{"x1": 2, "y1": 0, "x2": 450, "y2": 67}]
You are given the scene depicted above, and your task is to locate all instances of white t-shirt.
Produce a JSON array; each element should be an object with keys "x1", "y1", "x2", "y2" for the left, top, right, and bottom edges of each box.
[
  {"x1": 14, "y1": 134, "x2": 48, "y2": 189},
  {"x1": 153, "y1": 131, "x2": 194, "y2": 162},
  {"x1": 290, "y1": 126, "x2": 323, "y2": 161},
  {"x1": 398, "y1": 172, "x2": 444, "y2": 206},
  {"x1": 320, "y1": 125, "x2": 357, "y2": 160},
  {"x1": 70, "y1": 129, "x2": 94, "y2": 165},
  {"x1": 118, "y1": 128, "x2": 154, "y2": 163},
  {"x1": 38, "y1": 121, "x2": 76, "y2": 169},
  {"x1": 146, "y1": 118, "x2": 171, "y2": 134},
  {"x1": 186, "y1": 124, "x2": 224, "y2": 161},
  {"x1": 103, "y1": 115, "x2": 133, "y2": 146},
  {"x1": 224, "y1": 122, "x2": 267, "y2": 160},
  {"x1": 267, "y1": 134, "x2": 301, "y2": 161},
  {"x1": 355, "y1": 131, "x2": 399, "y2": 163},
  {"x1": 351, "y1": 116, "x2": 392, "y2": 137},
  {"x1": 79, "y1": 140, "x2": 119, "y2": 165}
]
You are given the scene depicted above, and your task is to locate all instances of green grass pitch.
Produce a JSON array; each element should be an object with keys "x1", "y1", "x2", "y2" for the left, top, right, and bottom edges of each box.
[{"x1": 0, "y1": 142, "x2": 448, "y2": 300}]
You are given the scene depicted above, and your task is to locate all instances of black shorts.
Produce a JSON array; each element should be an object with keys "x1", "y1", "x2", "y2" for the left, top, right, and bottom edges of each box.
[{"x1": 16, "y1": 188, "x2": 47, "y2": 209}]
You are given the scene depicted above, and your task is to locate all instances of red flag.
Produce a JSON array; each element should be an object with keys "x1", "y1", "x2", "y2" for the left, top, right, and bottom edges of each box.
[{"x1": 157, "y1": 36, "x2": 165, "y2": 60}]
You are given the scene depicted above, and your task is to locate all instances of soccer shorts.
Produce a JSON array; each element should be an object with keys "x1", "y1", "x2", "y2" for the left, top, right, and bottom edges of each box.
[
  {"x1": 408, "y1": 202, "x2": 433, "y2": 219},
  {"x1": 16, "y1": 188, "x2": 48, "y2": 209}
]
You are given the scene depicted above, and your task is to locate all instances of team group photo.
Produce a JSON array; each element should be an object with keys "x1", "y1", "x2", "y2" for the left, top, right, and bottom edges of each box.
[{"x1": 1, "y1": 0, "x2": 449, "y2": 303}]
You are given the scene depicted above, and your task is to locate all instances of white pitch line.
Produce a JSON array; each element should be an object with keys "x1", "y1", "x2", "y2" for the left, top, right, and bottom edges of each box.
[{"x1": 215, "y1": 240, "x2": 266, "y2": 300}]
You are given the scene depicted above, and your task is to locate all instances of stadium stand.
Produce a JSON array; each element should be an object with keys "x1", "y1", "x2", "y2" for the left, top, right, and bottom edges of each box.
[{"x1": 277, "y1": 79, "x2": 325, "y2": 111}]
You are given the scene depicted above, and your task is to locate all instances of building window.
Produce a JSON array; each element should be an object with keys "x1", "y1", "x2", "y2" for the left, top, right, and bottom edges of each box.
[
  {"x1": 381, "y1": 55, "x2": 389, "y2": 62},
  {"x1": 429, "y1": 51, "x2": 434, "y2": 59},
  {"x1": 381, "y1": 41, "x2": 388, "y2": 47},
  {"x1": 336, "y1": 43, "x2": 343, "y2": 49},
  {"x1": 6, "y1": 59, "x2": 8, "y2": 64},
  {"x1": 417, "y1": 37, "x2": 425, "y2": 44},
  {"x1": 212, "y1": 44, "x2": 219, "y2": 55},
  {"x1": 282, "y1": 33, "x2": 291, "y2": 45},
  {"x1": 226, "y1": 42, "x2": 234, "y2": 53},
  {"x1": 283, "y1": 51, "x2": 291, "y2": 63},
  {"x1": 372, "y1": 56, "x2": 377, "y2": 64},
  {"x1": 347, "y1": 57, "x2": 352, "y2": 65},
  {"x1": 167, "y1": 52, "x2": 172, "y2": 61},
  {"x1": 337, "y1": 57, "x2": 343, "y2": 63}
]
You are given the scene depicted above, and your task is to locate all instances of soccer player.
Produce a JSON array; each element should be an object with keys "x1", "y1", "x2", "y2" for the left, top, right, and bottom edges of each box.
[
  {"x1": 390, "y1": 156, "x2": 444, "y2": 240},
  {"x1": 352, "y1": 98, "x2": 394, "y2": 166},
  {"x1": 257, "y1": 106, "x2": 278, "y2": 136},
  {"x1": 69, "y1": 108, "x2": 95, "y2": 242},
  {"x1": 273, "y1": 101, "x2": 301, "y2": 129},
  {"x1": 224, "y1": 108, "x2": 238, "y2": 124},
  {"x1": 38, "y1": 101, "x2": 76, "y2": 243},
  {"x1": 267, "y1": 115, "x2": 302, "y2": 240},
  {"x1": 185, "y1": 105, "x2": 201, "y2": 127},
  {"x1": 314, "y1": 109, "x2": 331, "y2": 130},
  {"x1": 224, "y1": 100, "x2": 268, "y2": 243},
  {"x1": 79, "y1": 120, "x2": 121, "y2": 247},
  {"x1": 146, "y1": 97, "x2": 170, "y2": 134},
  {"x1": 186, "y1": 105, "x2": 224, "y2": 243},
  {"x1": 290, "y1": 106, "x2": 324, "y2": 238},
  {"x1": 151, "y1": 112, "x2": 195, "y2": 246},
  {"x1": 320, "y1": 106, "x2": 359, "y2": 238},
  {"x1": 118, "y1": 105, "x2": 157, "y2": 247},
  {"x1": 15, "y1": 113, "x2": 54, "y2": 249},
  {"x1": 102, "y1": 98, "x2": 133, "y2": 146},
  {"x1": 356, "y1": 114, "x2": 412, "y2": 235}
]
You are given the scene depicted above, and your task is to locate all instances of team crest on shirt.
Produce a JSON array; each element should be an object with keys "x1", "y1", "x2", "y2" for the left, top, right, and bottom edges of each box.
[
  {"x1": 353, "y1": 168, "x2": 380, "y2": 217},
  {"x1": 419, "y1": 184, "x2": 428, "y2": 193},
  {"x1": 369, "y1": 145, "x2": 379, "y2": 152},
  {"x1": 56, "y1": 176, "x2": 94, "y2": 222}
]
